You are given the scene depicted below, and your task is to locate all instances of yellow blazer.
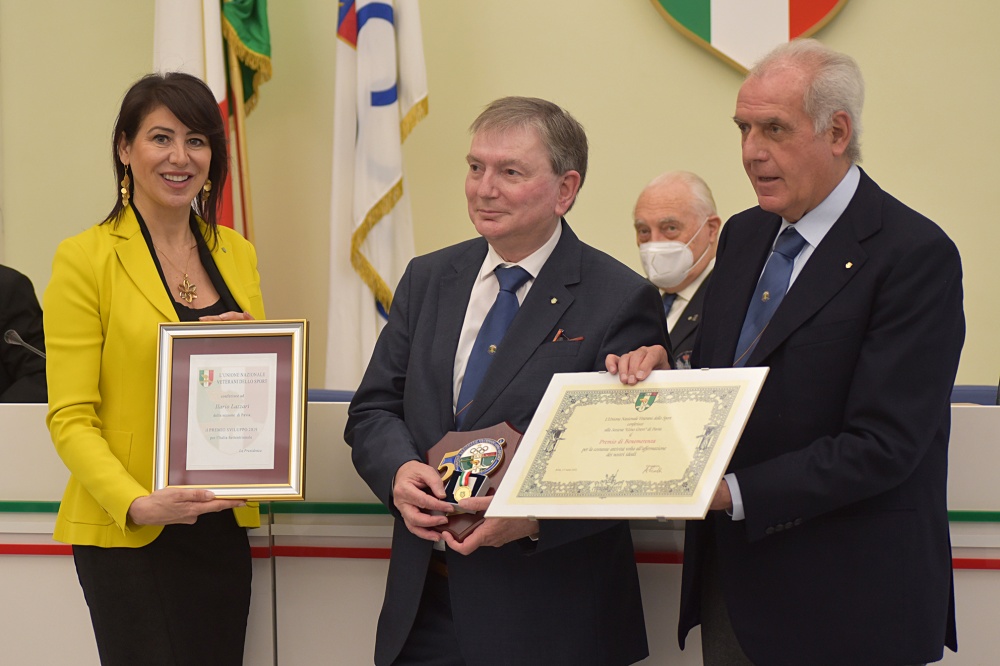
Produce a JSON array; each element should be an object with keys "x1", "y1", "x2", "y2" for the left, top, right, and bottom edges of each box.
[{"x1": 44, "y1": 207, "x2": 265, "y2": 548}]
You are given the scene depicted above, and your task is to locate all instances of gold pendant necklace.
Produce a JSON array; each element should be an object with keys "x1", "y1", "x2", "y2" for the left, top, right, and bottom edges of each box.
[{"x1": 154, "y1": 242, "x2": 199, "y2": 304}]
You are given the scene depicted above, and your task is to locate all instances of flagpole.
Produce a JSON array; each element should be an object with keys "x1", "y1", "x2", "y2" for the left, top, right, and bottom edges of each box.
[{"x1": 226, "y1": 40, "x2": 256, "y2": 244}]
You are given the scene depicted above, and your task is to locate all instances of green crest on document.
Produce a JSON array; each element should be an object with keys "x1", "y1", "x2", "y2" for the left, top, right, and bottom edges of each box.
[{"x1": 635, "y1": 392, "x2": 657, "y2": 412}]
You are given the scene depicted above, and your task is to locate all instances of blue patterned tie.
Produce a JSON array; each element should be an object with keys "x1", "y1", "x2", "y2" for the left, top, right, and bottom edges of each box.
[
  {"x1": 455, "y1": 266, "x2": 532, "y2": 428},
  {"x1": 662, "y1": 292, "x2": 677, "y2": 317},
  {"x1": 733, "y1": 226, "x2": 808, "y2": 367}
]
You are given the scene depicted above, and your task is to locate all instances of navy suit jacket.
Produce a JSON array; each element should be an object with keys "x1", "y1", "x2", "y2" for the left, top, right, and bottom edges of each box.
[
  {"x1": 0, "y1": 265, "x2": 46, "y2": 402},
  {"x1": 679, "y1": 170, "x2": 964, "y2": 665},
  {"x1": 347, "y1": 222, "x2": 668, "y2": 666},
  {"x1": 667, "y1": 270, "x2": 711, "y2": 369}
]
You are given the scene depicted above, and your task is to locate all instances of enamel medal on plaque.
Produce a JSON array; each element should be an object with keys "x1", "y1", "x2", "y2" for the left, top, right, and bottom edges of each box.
[{"x1": 426, "y1": 423, "x2": 522, "y2": 542}]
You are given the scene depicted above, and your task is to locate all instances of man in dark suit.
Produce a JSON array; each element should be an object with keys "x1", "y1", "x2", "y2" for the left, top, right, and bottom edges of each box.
[
  {"x1": 633, "y1": 171, "x2": 720, "y2": 369},
  {"x1": 0, "y1": 264, "x2": 46, "y2": 402},
  {"x1": 615, "y1": 40, "x2": 964, "y2": 665},
  {"x1": 346, "y1": 97, "x2": 668, "y2": 666}
]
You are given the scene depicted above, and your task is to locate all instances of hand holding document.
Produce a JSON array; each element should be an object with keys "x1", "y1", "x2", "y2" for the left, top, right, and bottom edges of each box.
[{"x1": 486, "y1": 368, "x2": 767, "y2": 520}]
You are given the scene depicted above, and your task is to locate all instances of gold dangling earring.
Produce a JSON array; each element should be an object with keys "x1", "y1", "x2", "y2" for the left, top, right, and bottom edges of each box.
[
  {"x1": 201, "y1": 179, "x2": 212, "y2": 208},
  {"x1": 120, "y1": 164, "x2": 131, "y2": 208}
]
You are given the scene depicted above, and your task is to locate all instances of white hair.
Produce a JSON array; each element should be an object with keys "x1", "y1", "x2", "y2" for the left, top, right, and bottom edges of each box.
[
  {"x1": 750, "y1": 38, "x2": 865, "y2": 163},
  {"x1": 643, "y1": 170, "x2": 718, "y2": 218}
]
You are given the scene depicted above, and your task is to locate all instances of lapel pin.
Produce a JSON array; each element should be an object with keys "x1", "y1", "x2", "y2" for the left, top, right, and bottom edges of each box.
[
  {"x1": 222, "y1": 247, "x2": 228, "y2": 253},
  {"x1": 845, "y1": 261, "x2": 852, "y2": 269},
  {"x1": 688, "y1": 314, "x2": 699, "y2": 322},
  {"x1": 550, "y1": 297, "x2": 558, "y2": 304},
  {"x1": 762, "y1": 291, "x2": 771, "y2": 302}
]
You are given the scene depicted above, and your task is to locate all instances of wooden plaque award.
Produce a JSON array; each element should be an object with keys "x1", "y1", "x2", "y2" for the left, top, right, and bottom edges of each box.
[{"x1": 425, "y1": 422, "x2": 522, "y2": 542}]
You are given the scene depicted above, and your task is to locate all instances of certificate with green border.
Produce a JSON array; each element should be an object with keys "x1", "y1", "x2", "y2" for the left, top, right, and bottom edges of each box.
[
  {"x1": 487, "y1": 368, "x2": 767, "y2": 520},
  {"x1": 153, "y1": 319, "x2": 308, "y2": 501}
]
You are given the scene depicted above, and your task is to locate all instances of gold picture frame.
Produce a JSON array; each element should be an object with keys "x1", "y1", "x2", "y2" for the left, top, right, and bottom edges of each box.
[{"x1": 153, "y1": 319, "x2": 308, "y2": 501}]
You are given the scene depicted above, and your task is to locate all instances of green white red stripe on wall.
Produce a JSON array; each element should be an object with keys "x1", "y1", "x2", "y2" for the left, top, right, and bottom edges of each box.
[
  {"x1": 651, "y1": 0, "x2": 849, "y2": 72},
  {"x1": 3, "y1": 501, "x2": 999, "y2": 569}
]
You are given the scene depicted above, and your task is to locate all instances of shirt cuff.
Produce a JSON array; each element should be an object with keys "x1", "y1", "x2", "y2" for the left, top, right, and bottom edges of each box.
[{"x1": 724, "y1": 472, "x2": 745, "y2": 521}]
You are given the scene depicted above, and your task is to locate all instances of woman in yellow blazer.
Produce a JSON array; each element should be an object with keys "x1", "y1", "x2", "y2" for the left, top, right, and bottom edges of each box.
[{"x1": 45, "y1": 73, "x2": 265, "y2": 666}]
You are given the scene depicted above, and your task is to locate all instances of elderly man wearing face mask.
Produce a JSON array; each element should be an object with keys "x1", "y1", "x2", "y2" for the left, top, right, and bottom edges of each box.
[{"x1": 634, "y1": 171, "x2": 721, "y2": 368}]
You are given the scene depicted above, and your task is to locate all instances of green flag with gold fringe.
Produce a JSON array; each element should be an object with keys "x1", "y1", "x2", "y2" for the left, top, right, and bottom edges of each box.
[{"x1": 222, "y1": 0, "x2": 272, "y2": 114}]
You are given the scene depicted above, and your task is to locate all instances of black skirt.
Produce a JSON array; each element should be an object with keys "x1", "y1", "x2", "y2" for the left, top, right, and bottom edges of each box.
[{"x1": 73, "y1": 510, "x2": 252, "y2": 666}]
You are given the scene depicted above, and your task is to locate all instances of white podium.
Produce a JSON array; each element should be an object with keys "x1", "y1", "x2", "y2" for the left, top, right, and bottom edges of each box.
[{"x1": 2, "y1": 403, "x2": 998, "y2": 664}]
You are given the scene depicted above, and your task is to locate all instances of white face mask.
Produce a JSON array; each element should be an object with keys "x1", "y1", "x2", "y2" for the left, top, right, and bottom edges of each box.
[{"x1": 638, "y1": 216, "x2": 711, "y2": 290}]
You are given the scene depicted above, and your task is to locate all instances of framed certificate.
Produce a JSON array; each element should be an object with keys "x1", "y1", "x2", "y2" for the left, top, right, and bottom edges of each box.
[
  {"x1": 153, "y1": 319, "x2": 308, "y2": 501},
  {"x1": 486, "y1": 368, "x2": 768, "y2": 520}
]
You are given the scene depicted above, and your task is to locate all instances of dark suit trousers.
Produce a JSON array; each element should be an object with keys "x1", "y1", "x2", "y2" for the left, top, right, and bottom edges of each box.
[
  {"x1": 700, "y1": 525, "x2": 755, "y2": 666},
  {"x1": 393, "y1": 556, "x2": 466, "y2": 666},
  {"x1": 699, "y1": 523, "x2": 930, "y2": 666}
]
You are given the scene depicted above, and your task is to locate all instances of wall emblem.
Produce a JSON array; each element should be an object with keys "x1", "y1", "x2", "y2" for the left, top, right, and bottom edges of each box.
[{"x1": 650, "y1": 0, "x2": 850, "y2": 73}]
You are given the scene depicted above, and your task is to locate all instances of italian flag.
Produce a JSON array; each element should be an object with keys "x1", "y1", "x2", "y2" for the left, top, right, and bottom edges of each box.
[
  {"x1": 152, "y1": 0, "x2": 271, "y2": 239},
  {"x1": 153, "y1": 0, "x2": 237, "y2": 231},
  {"x1": 655, "y1": 0, "x2": 847, "y2": 71}
]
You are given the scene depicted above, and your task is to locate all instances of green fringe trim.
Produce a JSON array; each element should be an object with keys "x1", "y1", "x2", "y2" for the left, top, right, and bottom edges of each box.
[{"x1": 221, "y1": 16, "x2": 273, "y2": 115}]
